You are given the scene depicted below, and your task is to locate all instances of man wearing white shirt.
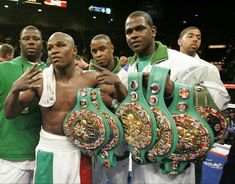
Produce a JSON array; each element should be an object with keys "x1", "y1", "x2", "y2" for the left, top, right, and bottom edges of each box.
[
  {"x1": 121, "y1": 11, "x2": 230, "y2": 184},
  {"x1": 178, "y1": 26, "x2": 230, "y2": 184}
]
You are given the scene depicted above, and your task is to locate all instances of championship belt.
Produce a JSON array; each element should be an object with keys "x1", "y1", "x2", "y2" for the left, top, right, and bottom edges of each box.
[
  {"x1": 90, "y1": 88, "x2": 124, "y2": 168},
  {"x1": 145, "y1": 66, "x2": 178, "y2": 162},
  {"x1": 194, "y1": 84, "x2": 228, "y2": 141},
  {"x1": 63, "y1": 88, "x2": 110, "y2": 156},
  {"x1": 116, "y1": 72, "x2": 158, "y2": 164},
  {"x1": 162, "y1": 83, "x2": 214, "y2": 175}
]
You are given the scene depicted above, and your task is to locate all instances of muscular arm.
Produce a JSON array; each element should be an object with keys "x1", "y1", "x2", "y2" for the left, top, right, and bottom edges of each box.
[
  {"x1": 4, "y1": 87, "x2": 36, "y2": 118},
  {"x1": 4, "y1": 63, "x2": 42, "y2": 118}
]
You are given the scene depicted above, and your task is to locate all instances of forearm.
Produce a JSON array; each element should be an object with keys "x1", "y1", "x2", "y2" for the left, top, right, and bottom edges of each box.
[
  {"x1": 114, "y1": 81, "x2": 128, "y2": 102},
  {"x1": 4, "y1": 87, "x2": 24, "y2": 118}
]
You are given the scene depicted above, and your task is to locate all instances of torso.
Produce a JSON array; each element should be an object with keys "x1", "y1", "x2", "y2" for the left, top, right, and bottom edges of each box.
[
  {"x1": 39, "y1": 69, "x2": 98, "y2": 135},
  {"x1": 38, "y1": 69, "x2": 116, "y2": 135}
]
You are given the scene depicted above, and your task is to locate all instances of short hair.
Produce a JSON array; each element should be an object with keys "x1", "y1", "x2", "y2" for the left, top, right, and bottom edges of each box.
[
  {"x1": 127, "y1": 11, "x2": 153, "y2": 27},
  {"x1": 91, "y1": 34, "x2": 111, "y2": 43},
  {"x1": 0, "y1": 43, "x2": 14, "y2": 58},
  {"x1": 178, "y1": 26, "x2": 200, "y2": 39},
  {"x1": 20, "y1": 25, "x2": 42, "y2": 39}
]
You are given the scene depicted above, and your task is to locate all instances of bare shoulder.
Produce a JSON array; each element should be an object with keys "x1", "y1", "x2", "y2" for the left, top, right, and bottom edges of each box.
[
  {"x1": 77, "y1": 70, "x2": 98, "y2": 87},
  {"x1": 81, "y1": 70, "x2": 98, "y2": 80}
]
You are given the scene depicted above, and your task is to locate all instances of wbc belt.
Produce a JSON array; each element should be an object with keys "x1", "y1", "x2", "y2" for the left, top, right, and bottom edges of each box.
[
  {"x1": 90, "y1": 88, "x2": 124, "y2": 168},
  {"x1": 162, "y1": 83, "x2": 214, "y2": 175},
  {"x1": 194, "y1": 84, "x2": 228, "y2": 141},
  {"x1": 145, "y1": 66, "x2": 178, "y2": 162},
  {"x1": 116, "y1": 72, "x2": 157, "y2": 164},
  {"x1": 63, "y1": 88, "x2": 110, "y2": 156}
]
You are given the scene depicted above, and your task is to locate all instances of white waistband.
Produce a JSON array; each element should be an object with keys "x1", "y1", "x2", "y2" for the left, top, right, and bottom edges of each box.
[{"x1": 38, "y1": 128, "x2": 78, "y2": 152}]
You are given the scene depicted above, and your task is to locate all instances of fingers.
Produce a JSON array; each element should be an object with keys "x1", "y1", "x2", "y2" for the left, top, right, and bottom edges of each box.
[
  {"x1": 96, "y1": 76, "x2": 107, "y2": 84},
  {"x1": 90, "y1": 64, "x2": 106, "y2": 72},
  {"x1": 143, "y1": 72, "x2": 149, "y2": 79},
  {"x1": 26, "y1": 62, "x2": 39, "y2": 73},
  {"x1": 25, "y1": 64, "x2": 42, "y2": 79},
  {"x1": 29, "y1": 84, "x2": 41, "y2": 89},
  {"x1": 31, "y1": 73, "x2": 42, "y2": 83}
]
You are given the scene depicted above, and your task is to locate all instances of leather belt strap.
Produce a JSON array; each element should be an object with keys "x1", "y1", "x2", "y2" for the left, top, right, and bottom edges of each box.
[
  {"x1": 116, "y1": 72, "x2": 157, "y2": 164},
  {"x1": 91, "y1": 88, "x2": 124, "y2": 168},
  {"x1": 145, "y1": 66, "x2": 178, "y2": 162}
]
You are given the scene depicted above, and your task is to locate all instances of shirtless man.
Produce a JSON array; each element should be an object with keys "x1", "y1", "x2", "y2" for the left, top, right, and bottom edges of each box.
[{"x1": 4, "y1": 32, "x2": 126, "y2": 183}]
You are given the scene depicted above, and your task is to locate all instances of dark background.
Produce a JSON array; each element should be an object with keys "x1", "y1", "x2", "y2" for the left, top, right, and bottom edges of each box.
[{"x1": 0, "y1": 0, "x2": 234, "y2": 69}]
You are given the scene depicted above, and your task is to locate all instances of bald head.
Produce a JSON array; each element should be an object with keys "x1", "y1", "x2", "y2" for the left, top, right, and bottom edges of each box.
[
  {"x1": 47, "y1": 32, "x2": 77, "y2": 67},
  {"x1": 48, "y1": 32, "x2": 75, "y2": 46}
]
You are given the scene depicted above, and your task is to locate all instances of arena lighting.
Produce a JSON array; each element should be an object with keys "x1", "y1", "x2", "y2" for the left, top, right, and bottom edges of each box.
[
  {"x1": 22, "y1": 0, "x2": 42, "y2": 5},
  {"x1": 44, "y1": 0, "x2": 67, "y2": 8},
  {"x1": 208, "y1": 44, "x2": 227, "y2": 49},
  {"x1": 88, "y1": 5, "x2": 112, "y2": 15}
]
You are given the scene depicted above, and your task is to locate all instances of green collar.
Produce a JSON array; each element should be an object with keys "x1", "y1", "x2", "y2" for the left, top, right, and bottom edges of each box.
[
  {"x1": 13, "y1": 56, "x2": 46, "y2": 66},
  {"x1": 128, "y1": 41, "x2": 168, "y2": 65},
  {"x1": 89, "y1": 56, "x2": 121, "y2": 74}
]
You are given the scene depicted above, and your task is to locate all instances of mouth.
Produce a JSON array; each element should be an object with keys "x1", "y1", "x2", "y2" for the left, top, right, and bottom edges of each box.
[
  {"x1": 27, "y1": 48, "x2": 36, "y2": 52},
  {"x1": 96, "y1": 59, "x2": 106, "y2": 65},
  {"x1": 190, "y1": 44, "x2": 198, "y2": 49},
  {"x1": 51, "y1": 56, "x2": 62, "y2": 63},
  {"x1": 131, "y1": 41, "x2": 141, "y2": 48}
]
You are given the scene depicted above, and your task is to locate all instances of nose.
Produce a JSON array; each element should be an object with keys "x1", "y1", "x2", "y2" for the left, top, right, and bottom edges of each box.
[
  {"x1": 27, "y1": 38, "x2": 36, "y2": 45},
  {"x1": 130, "y1": 31, "x2": 139, "y2": 40},
  {"x1": 192, "y1": 35, "x2": 199, "y2": 42},
  {"x1": 95, "y1": 50, "x2": 103, "y2": 58}
]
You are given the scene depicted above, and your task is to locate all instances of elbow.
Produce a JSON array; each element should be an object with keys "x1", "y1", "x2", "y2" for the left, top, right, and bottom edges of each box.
[
  {"x1": 4, "y1": 109, "x2": 16, "y2": 119},
  {"x1": 4, "y1": 104, "x2": 18, "y2": 119}
]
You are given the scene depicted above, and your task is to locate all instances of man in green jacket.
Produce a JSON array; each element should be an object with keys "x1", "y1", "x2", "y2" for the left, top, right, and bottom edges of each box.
[{"x1": 0, "y1": 25, "x2": 47, "y2": 183}]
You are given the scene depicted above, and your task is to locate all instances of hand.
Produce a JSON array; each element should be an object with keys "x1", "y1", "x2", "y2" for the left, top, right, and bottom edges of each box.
[
  {"x1": 12, "y1": 63, "x2": 42, "y2": 93},
  {"x1": 165, "y1": 75, "x2": 174, "y2": 97},
  {"x1": 91, "y1": 64, "x2": 121, "y2": 85},
  {"x1": 143, "y1": 72, "x2": 174, "y2": 97},
  {"x1": 100, "y1": 91, "x2": 113, "y2": 107}
]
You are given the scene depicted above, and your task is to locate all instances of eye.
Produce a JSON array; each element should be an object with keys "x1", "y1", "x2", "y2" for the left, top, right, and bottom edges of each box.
[
  {"x1": 125, "y1": 29, "x2": 132, "y2": 35},
  {"x1": 91, "y1": 49, "x2": 97, "y2": 54},
  {"x1": 47, "y1": 45, "x2": 52, "y2": 51}
]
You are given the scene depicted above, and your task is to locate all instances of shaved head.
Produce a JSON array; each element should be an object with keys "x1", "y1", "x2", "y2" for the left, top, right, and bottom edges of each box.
[{"x1": 48, "y1": 32, "x2": 75, "y2": 46}]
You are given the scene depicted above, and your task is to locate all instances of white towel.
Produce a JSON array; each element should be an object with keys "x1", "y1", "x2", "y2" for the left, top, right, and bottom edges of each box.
[{"x1": 39, "y1": 65, "x2": 56, "y2": 107}]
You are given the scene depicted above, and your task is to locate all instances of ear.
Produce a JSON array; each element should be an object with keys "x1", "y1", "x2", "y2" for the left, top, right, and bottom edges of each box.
[
  {"x1": 73, "y1": 46, "x2": 78, "y2": 56},
  {"x1": 111, "y1": 43, "x2": 114, "y2": 54},
  {"x1": 177, "y1": 38, "x2": 181, "y2": 46},
  {"x1": 152, "y1": 26, "x2": 157, "y2": 38}
]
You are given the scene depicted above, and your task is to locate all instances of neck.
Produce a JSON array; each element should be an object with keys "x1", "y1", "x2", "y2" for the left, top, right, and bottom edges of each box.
[
  {"x1": 181, "y1": 49, "x2": 196, "y2": 57},
  {"x1": 107, "y1": 58, "x2": 116, "y2": 72},
  {"x1": 54, "y1": 63, "x2": 80, "y2": 81},
  {"x1": 21, "y1": 55, "x2": 41, "y2": 63},
  {"x1": 138, "y1": 43, "x2": 156, "y2": 58}
]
